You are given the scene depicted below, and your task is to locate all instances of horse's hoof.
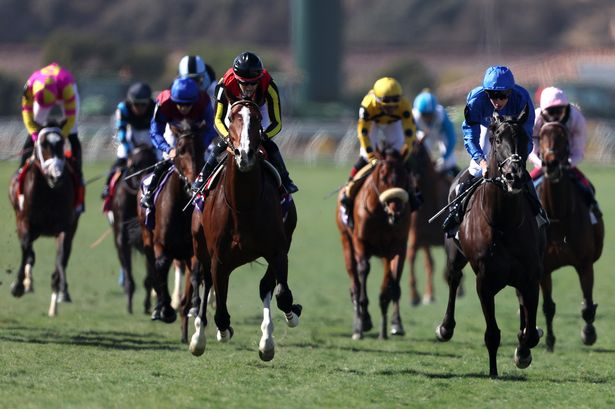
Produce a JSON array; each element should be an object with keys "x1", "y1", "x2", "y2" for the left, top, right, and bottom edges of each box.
[
  {"x1": 422, "y1": 294, "x2": 435, "y2": 305},
  {"x1": 10, "y1": 282, "x2": 25, "y2": 298},
  {"x1": 410, "y1": 294, "x2": 421, "y2": 307},
  {"x1": 58, "y1": 291, "x2": 72, "y2": 303},
  {"x1": 151, "y1": 309, "x2": 161, "y2": 321},
  {"x1": 546, "y1": 334, "x2": 556, "y2": 352},
  {"x1": 217, "y1": 327, "x2": 234, "y2": 343},
  {"x1": 362, "y1": 316, "x2": 373, "y2": 332},
  {"x1": 581, "y1": 325, "x2": 597, "y2": 346},
  {"x1": 514, "y1": 347, "x2": 532, "y2": 369},
  {"x1": 351, "y1": 332, "x2": 363, "y2": 340},
  {"x1": 189, "y1": 335, "x2": 206, "y2": 356},
  {"x1": 160, "y1": 306, "x2": 177, "y2": 324},
  {"x1": 390, "y1": 323, "x2": 405, "y2": 336},
  {"x1": 291, "y1": 304, "x2": 302, "y2": 317},
  {"x1": 435, "y1": 324, "x2": 453, "y2": 342},
  {"x1": 187, "y1": 307, "x2": 199, "y2": 318},
  {"x1": 259, "y1": 347, "x2": 275, "y2": 362}
]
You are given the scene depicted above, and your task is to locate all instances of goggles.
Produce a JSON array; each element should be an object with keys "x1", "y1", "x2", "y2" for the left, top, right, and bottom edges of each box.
[{"x1": 486, "y1": 90, "x2": 511, "y2": 101}]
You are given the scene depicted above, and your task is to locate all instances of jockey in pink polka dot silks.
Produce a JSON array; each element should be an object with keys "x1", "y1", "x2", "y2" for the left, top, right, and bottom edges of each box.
[{"x1": 20, "y1": 62, "x2": 84, "y2": 211}]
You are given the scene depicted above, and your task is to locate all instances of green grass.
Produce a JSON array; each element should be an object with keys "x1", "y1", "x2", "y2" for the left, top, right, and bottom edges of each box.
[{"x1": 0, "y1": 161, "x2": 614, "y2": 409}]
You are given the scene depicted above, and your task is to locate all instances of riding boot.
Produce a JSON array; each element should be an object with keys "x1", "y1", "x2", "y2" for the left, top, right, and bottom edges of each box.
[
  {"x1": 340, "y1": 190, "x2": 355, "y2": 229},
  {"x1": 268, "y1": 150, "x2": 298, "y2": 193},
  {"x1": 442, "y1": 172, "x2": 475, "y2": 238},
  {"x1": 141, "y1": 161, "x2": 169, "y2": 209},
  {"x1": 20, "y1": 136, "x2": 35, "y2": 168},
  {"x1": 68, "y1": 133, "x2": 85, "y2": 212},
  {"x1": 525, "y1": 178, "x2": 550, "y2": 229},
  {"x1": 569, "y1": 171, "x2": 602, "y2": 219},
  {"x1": 192, "y1": 138, "x2": 228, "y2": 193}
]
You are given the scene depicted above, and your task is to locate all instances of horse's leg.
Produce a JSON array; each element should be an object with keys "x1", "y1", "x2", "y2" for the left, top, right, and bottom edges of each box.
[
  {"x1": 477, "y1": 282, "x2": 500, "y2": 378},
  {"x1": 378, "y1": 259, "x2": 392, "y2": 340},
  {"x1": 436, "y1": 239, "x2": 465, "y2": 341},
  {"x1": 49, "y1": 232, "x2": 71, "y2": 317},
  {"x1": 271, "y1": 252, "x2": 302, "y2": 328},
  {"x1": 189, "y1": 257, "x2": 212, "y2": 356},
  {"x1": 11, "y1": 230, "x2": 34, "y2": 298},
  {"x1": 117, "y1": 226, "x2": 135, "y2": 314},
  {"x1": 577, "y1": 263, "x2": 597, "y2": 346},
  {"x1": 171, "y1": 260, "x2": 184, "y2": 310},
  {"x1": 340, "y1": 230, "x2": 363, "y2": 339},
  {"x1": 388, "y1": 249, "x2": 406, "y2": 337},
  {"x1": 406, "y1": 243, "x2": 421, "y2": 306},
  {"x1": 355, "y1": 243, "x2": 373, "y2": 338},
  {"x1": 212, "y1": 261, "x2": 233, "y2": 342},
  {"x1": 179, "y1": 261, "x2": 192, "y2": 344},
  {"x1": 422, "y1": 246, "x2": 435, "y2": 304},
  {"x1": 143, "y1": 256, "x2": 155, "y2": 315},
  {"x1": 258, "y1": 268, "x2": 277, "y2": 361},
  {"x1": 514, "y1": 281, "x2": 541, "y2": 370},
  {"x1": 152, "y1": 249, "x2": 176, "y2": 323},
  {"x1": 539, "y1": 272, "x2": 557, "y2": 351}
]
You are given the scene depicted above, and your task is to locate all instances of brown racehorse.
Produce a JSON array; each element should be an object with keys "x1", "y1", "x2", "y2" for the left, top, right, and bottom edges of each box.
[
  {"x1": 435, "y1": 108, "x2": 545, "y2": 378},
  {"x1": 110, "y1": 145, "x2": 158, "y2": 314},
  {"x1": 536, "y1": 122, "x2": 604, "y2": 351},
  {"x1": 407, "y1": 140, "x2": 452, "y2": 305},
  {"x1": 336, "y1": 147, "x2": 412, "y2": 340},
  {"x1": 189, "y1": 99, "x2": 301, "y2": 361},
  {"x1": 137, "y1": 120, "x2": 205, "y2": 327},
  {"x1": 8, "y1": 127, "x2": 80, "y2": 316}
]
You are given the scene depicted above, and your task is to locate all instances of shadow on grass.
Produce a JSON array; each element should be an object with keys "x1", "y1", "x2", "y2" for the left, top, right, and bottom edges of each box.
[{"x1": 0, "y1": 325, "x2": 179, "y2": 351}]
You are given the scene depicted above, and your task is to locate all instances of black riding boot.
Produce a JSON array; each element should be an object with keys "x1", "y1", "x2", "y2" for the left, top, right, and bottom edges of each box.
[
  {"x1": 268, "y1": 150, "x2": 298, "y2": 193},
  {"x1": 442, "y1": 171, "x2": 475, "y2": 238},
  {"x1": 192, "y1": 138, "x2": 228, "y2": 193},
  {"x1": 68, "y1": 133, "x2": 83, "y2": 182},
  {"x1": 20, "y1": 136, "x2": 35, "y2": 168},
  {"x1": 525, "y1": 179, "x2": 550, "y2": 229},
  {"x1": 141, "y1": 161, "x2": 170, "y2": 209},
  {"x1": 570, "y1": 174, "x2": 602, "y2": 219}
]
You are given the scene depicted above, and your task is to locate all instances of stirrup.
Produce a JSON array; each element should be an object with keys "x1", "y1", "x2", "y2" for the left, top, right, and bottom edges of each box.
[{"x1": 283, "y1": 180, "x2": 299, "y2": 194}]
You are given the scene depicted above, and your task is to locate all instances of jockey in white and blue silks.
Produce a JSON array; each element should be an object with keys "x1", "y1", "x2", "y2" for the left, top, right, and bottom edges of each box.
[
  {"x1": 412, "y1": 90, "x2": 459, "y2": 176},
  {"x1": 441, "y1": 65, "x2": 547, "y2": 237}
]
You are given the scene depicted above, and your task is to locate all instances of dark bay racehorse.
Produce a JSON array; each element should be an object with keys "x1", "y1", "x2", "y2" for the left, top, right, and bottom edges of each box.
[
  {"x1": 336, "y1": 147, "x2": 412, "y2": 340},
  {"x1": 536, "y1": 122, "x2": 604, "y2": 351},
  {"x1": 8, "y1": 127, "x2": 80, "y2": 316},
  {"x1": 137, "y1": 120, "x2": 205, "y2": 326},
  {"x1": 407, "y1": 140, "x2": 453, "y2": 305},
  {"x1": 189, "y1": 99, "x2": 301, "y2": 361},
  {"x1": 436, "y1": 108, "x2": 545, "y2": 378},
  {"x1": 110, "y1": 145, "x2": 158, "y2": 314}
]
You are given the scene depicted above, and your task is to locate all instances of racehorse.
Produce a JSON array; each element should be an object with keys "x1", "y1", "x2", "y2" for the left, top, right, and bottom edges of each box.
[
  {"x1": 536, "y1": 122, "x2": 604, "y2": 351},
  {"x1": 435, "y1": 108, "x2": 545, "y2": 378},
  {"x1": 407, "y1": 140, "x2": 453, "y2": 305},
  {"x1": 8, "y1": 126, "x2": 80, "y2": 316},
  {"x1": 336, "y1": 146, "x2": 412, "y2": 340},
  {"x1": 109, "y1": 145, "x2": 158, "y2": 314},
  {"x1": 189, "y1": 99, "x2": 301, "y2": 361},
  {"x1": 137, "y1": 120, "x2": 205, "y2": 326}
]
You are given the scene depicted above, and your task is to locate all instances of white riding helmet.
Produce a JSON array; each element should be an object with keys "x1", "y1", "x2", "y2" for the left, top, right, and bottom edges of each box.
[{"x1": 178, "y1": 55, "x2": 206, "y2": 79}]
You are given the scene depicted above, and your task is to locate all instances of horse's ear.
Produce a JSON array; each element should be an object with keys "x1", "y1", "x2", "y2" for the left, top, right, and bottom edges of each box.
[{"x1": 517, "y1": 104, "x2": 529, "y2": 124}]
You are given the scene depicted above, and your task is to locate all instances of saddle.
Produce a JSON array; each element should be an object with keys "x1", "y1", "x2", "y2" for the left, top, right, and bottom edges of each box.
[
  {"x1": 141, "y1": 166, "x2": 176, "y2": 231},
  {"x1": 102, "y1": 170, "x2": 123, "y2": 213}
]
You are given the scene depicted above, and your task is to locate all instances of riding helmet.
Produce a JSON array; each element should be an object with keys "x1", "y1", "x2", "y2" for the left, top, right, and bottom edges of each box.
[
  {"x1": 178, "y1": 55, "x2": 206, "y2": 80},
  {"x1": 372, "y1": 77, "x2": 402, "y2": 105},
  {"x1": 413, "y1": 90, "x2": 438, "y2": 114},
  {"x1": 171, "y1": 77, "x2": 199, "y2": 104},
  {"x1": 482, "y1": 66, "x2": 515, "y2": 91},
  {"x1": 232, "y1": 51, "x2": 264, "y2": 82},
  {"x1": 127, "y1": 82, "x2": 152, "y2": 103},
  {"x1": 540, "y1": 86, "x2": 569, "y2": 109}
]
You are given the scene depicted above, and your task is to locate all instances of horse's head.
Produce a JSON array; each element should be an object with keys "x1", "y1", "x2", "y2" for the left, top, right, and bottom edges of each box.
[
  {"x1": 35, "y1": 127, "x2": 66, "y2": 186},
  {"x1": 539, "y1": 122, "x2": 570, "y2": 181},
  {"x1": 372, "y1": 147, "x2": 411, "y2": 225},
  {"x1": 488, "y1": 106, "x2": 530, "y2": 193},
  {"x1": 227, "y1": 99, "x2": 262, "y2": 172},
  {"x1": 169, "y1": 120, "x2": 206, "y2": 185}
]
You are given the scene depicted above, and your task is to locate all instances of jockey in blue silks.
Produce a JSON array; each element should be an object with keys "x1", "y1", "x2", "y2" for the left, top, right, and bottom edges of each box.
[{"x1": 441, "y1": 65, "x2": 548, "y2": 237}]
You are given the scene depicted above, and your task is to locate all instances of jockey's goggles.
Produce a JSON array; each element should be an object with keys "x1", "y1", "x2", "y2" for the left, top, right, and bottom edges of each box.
[
  {"x1": 544, "y1": 106, "x2": 565, "y2": 117},
  {"x1": 486, "y1": 90, "x2": 511, "y2": 101},
  {"x1": 238, "y1": 79, "x2": 259, "y2": 86},
  {"x1": 377, "y1": 95, "x2": 401, "y2": 105}
]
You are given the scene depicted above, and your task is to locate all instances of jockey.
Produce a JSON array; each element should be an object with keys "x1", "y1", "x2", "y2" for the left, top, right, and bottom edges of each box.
[
  {"x1": 412, "y1": 89, "x2": 459, "y2": 177},
  {"x1": 101, "y1": 82, "x2": 156, "y2": 199},
  {"x1": 441, "y1": 65, "x2": 547, "y2": 237},
  {"x1": 20, "y1": 62, "x2": 84, "y2": 211},
  {"x1": 529, "y1": 86, "x2": 601, "y2": 218},
  {"x1": 178, "y1": 54, "x2": 217, "y2": 105},
  {"x1": 191, "y1": 51, "x2": 298, "y2": 194},
  {"x1": 339, "y1": 76, "x2": 421, "y2": 227},
  {"x1": 140, "y1": 77, "x2": 216, "y2": 209}
]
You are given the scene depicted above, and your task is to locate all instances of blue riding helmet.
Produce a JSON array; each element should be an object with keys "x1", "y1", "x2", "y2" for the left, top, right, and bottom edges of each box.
[
  {"x1": 482, "y1": 66, "x2": 515, "y2": 91},
  {"x1": 413, "y1": 91, "x2": 438, "y2": 114},
  {"x1": 171, "y1": 77, "x2": 199, "y2": 104}
]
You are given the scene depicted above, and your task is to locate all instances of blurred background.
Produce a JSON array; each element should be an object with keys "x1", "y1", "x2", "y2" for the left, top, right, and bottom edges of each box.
[{"x1": 1, "y1": 0, "x2": 615, "y2": 164}]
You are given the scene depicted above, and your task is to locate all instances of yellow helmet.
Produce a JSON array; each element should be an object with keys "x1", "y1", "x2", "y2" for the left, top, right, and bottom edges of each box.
[{"x1": 373, "y1": 77, "x2": 402, "y2": 105}]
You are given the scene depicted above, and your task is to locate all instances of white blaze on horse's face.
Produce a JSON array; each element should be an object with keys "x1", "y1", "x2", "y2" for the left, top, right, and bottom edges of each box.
[
  {"x1": 235, "y1": 106, "x2": 255, "y2": 171},
  {"x1": 37, "y1": 131, "x2": 65, "y2": 185}
]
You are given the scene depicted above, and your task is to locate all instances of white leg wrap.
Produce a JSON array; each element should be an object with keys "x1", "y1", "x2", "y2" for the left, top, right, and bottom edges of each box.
[
  {"x1": 189, "y1": 316, "x2": 206, "y2": 356},
  {"x1": 170, "y1": 265, "x2": 182, "y2": 310},
  {"x1": 259, "y1": 293, "x2": 275, "y2": 352},
  {"x1": 48, "y1": 292, "x2": 58, "y2": 317},
  {"x1": 217, "y1": 328, "x2": 231, "y2": 343},
  {"x1": 24, "y1": 264, "x2": 33, "y2": 292},
  {"x1": 285, "y1": 311, "x2": 299, "y2": 328}
]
